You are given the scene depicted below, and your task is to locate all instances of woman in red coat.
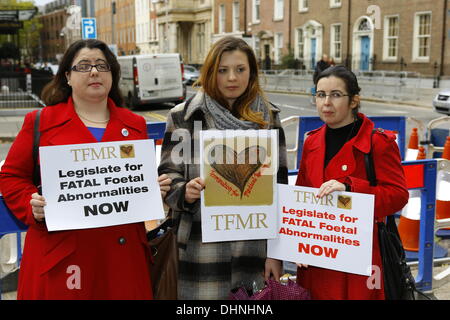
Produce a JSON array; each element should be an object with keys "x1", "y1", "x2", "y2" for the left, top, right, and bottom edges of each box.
[
  {"x1": 0, "y1": 39, "x2": 170, "y2": 299},
  {"x1": 295, "y1": 66, "x2": 409, "y2": 299}
]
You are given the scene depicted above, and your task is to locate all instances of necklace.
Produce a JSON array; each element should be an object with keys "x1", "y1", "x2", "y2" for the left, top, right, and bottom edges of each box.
[{"x1": 76, "y1": 111, "x2": 109, "y2": 124}]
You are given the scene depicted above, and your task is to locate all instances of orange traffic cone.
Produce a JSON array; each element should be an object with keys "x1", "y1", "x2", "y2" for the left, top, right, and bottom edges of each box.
[
  {"x1": 436, "y1": 136, "x2": 450, "y2": 224},
  {"x1": 405, "y1": 128, "x2": 419, "y2": 160},
  {"x1": 398, "y1": 146, "x2": 427, "y2": 251}
]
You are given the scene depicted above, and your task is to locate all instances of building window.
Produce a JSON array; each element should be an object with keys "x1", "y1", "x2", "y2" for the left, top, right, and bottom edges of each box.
[
  {"x1": 253, "y1": 35, "x2": 261, "y2": 60},
  {"x1": 253, "y1": 0, "x2": 260, "y2": 23},
  {"x1": 274, "y1": 0, "x2": 284, "y2": 20},
  {"x1": 413, "y1": 12, "x2": 431, "y2": 61},
  {"x1": 330, "y1": 24, "x2": 342, "y2": 61},
  {"x1": 232, "y1": 2, "x2": 240, "y2": 32},
  {"x1": 358, "y1": 18, "x2": 371, "y2": 32},
  {"x1": 299, "y1": 0, "x2": 308, "y2": 12},
  {"x1": 219, "y1": 4, "x2": 225, "y2": 33},
  {"x1": 274, "y1": 32, "x2": 283, "y2": 64},
  {"x1": 295, "y1": 28, "x2": 304, "y2": 60},
  {"x1": 383, "y1": 16, "x2": 399, "y2": 60},
  {"x1": 198, "y1": 23, "x2": 205, "y2": 57},
  {"x1": 330, "y1": 0, "x2": 341, "y2": 8}
]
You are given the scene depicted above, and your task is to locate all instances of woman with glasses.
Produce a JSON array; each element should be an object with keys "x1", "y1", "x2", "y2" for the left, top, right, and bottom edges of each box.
[
  {"x1": 295, "y1": 65, "x2": 408, "y2": 299},
  {"x1": 0, "y1": 39, "x2": 171, "y2": 299}
]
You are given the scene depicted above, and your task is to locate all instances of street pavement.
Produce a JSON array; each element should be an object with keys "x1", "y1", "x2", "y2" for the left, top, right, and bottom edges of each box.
[{"x1": 1, "y1": 88, "x2": 450, "y2": 300}]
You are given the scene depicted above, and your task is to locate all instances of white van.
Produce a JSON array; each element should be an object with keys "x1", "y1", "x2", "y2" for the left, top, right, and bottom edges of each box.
[{"x1": 117, "y1": 54, "x2": 186, "y2": 108}]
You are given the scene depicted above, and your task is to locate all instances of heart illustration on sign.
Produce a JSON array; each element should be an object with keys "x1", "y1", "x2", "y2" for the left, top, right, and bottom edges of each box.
[
  {"x1": 120, "y1": 145, "x2": 135, "y2": 158},
  {"x1": 337, "y1": 195, "x2": 352, "y2": 209},
  {"x1": 208, "y1": 144, "x2": 267, "y2": 198}
]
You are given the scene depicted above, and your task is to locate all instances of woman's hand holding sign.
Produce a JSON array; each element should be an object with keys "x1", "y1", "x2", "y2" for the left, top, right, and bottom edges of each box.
[
  {"x1": 317, "y1": 179, "x2": 345, "y2": 199},
  {"x1": 185, "y1": 177, "x2": 205, "y2": 204},
  {"x1": 158, "y1": 174, "x2": 172, "y2": 198},
  {"x1": 30, "y1": 192, "x2": 46, "y2": 222}
]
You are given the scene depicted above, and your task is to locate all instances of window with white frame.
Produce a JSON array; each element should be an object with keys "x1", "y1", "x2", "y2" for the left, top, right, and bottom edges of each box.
[
  {"x1": 275, "y1": 32, "x2": 283, "y2": 64},
  {"x1": 253, "y1": 35, "x2": 261, "y2": 59},
  {"x1": 330, "y1": 0, "x2": 341, "y2": 8},
  {"x1": 383, "y1": 16, "x2": 399, "y2": 60},
  {"x1": 296, "y1": 28, "x2": 304, "y2": 59},
  {"x1": 274, "y1": 0, "x2": 284, "y2": 20},
  {"x1": 198, "y1": 23, "x2": 205, "y2": 57},
  {"x1": 219, "y1": 4, "x2": 225, "y2": 33},
  {"x1": 330, "y1": 24, "x2": 342, "y2": 61},
  {"x1": 413, "y1": 12, "x2": 431, "y2": 61},
  {"x1": 253, "y1": 0, "x2": 260, "y2": 23},
  {"x1": 299, "y1": 0, "x2": 308, "y2": 12},
  {"x1": 233, "y1": 2, "x2": 240, "y2": 32}
]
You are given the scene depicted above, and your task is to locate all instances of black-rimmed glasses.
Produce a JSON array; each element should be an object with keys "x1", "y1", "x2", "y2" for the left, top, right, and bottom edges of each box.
[{"x1": 71, "y1": 63, "x2": 111, "y2": 72}]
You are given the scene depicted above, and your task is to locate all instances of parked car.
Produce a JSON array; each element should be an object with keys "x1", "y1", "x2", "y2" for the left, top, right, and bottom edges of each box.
[
  {"x1": 183, "y1": 65, "x2": 200, "y2": 85},
  {"x1": 433, "y1": 90, "x2": 450, "y2": 115}
]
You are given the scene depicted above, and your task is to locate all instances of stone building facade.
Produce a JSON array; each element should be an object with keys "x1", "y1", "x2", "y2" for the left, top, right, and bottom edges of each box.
[
  {"x1": 53, "y1": 0, "x2": 450, "y2": 77},
  {"x1": 155, "y1": 0, "x2": 213, "y2": 65},
  {"x1": 39, "y1": 9, "x2": 67, "y2": 62},
  {"x1": 290, "y1": 0, "x2": 449, "y2": 76},
  {"x1": 246, "y1": 0, "x2": 292, "y2": 68},
  {"x1": 96, "y1": 0, "x2": 137, "y2": 55}
]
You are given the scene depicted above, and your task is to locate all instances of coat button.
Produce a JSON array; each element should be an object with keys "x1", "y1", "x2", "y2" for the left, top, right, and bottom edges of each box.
[
  {"x1": 121, "y1": 128, "x2": 129, "y2": 137},
  {"x1": 342, "y1": 165, "x2": 348, "y2": 171},
  {"x1": 118, "y1": 237, "x2": 126, "y2": 245}
]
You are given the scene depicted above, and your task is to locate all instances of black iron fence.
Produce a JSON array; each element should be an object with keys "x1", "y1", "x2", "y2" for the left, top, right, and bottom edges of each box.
[{"x1": 0, "y1": 68, "x2": 53, "y2": 109}]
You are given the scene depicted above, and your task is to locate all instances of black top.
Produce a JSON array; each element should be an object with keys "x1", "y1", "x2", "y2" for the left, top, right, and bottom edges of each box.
[{"x1": 324, "y1": 117, "x2": 363, "y2": 168}]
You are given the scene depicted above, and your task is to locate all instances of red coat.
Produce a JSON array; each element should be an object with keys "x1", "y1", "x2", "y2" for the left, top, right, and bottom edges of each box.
[
  {"x1": 0, "y1": 97, "x2": 153, "y2": 299},
  {"x1": 295, "y1": 113, "x2": 409, "y2": 300}
]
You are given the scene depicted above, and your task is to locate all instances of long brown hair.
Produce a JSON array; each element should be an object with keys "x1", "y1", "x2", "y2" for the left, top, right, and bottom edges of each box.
[
  {"x1": 41, "y1": 39, "x2": 123, "y2": 106},
  {"x1": 194, "y1": 36, "x2": 268, "y2": 127}
]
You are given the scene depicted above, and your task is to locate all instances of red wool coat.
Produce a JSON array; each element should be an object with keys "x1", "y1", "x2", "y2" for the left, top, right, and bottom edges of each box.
[
  {"x1": 0, "y1": 97, "x2": 153, "y2": 299},
  {"x1": 295, "y1": 113, "x2": 409, "y2": 300}
]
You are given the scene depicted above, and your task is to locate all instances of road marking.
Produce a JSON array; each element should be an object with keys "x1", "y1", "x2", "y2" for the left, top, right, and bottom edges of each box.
[
  {"x1": 381, "y1": 110, "x2": 409, "y2": 114},
  {"x1": 145, "y1": 112, "x2": 167, "y2": 122}
]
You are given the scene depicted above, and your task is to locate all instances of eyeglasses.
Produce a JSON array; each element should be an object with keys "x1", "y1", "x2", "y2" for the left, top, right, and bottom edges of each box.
[
  {"x1": 71, "y1": 63, "x2": 111, "y2": 72},
  {"x1": 314, "y1": 91, "x2": 350, "y2": 102}
]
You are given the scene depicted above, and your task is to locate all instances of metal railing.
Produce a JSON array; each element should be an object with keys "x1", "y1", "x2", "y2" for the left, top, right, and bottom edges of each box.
[
  {"x1": 0, "y1": 73, "x2": 51, "y2": 109},
  {"x1": 260, "y1": 69, "x2": 423, "y2": 102}
]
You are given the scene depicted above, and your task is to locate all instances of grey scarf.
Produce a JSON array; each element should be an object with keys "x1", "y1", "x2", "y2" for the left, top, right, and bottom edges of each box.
[{"x1": 202, "y1": 93, "x2": 270, "y2": 130}]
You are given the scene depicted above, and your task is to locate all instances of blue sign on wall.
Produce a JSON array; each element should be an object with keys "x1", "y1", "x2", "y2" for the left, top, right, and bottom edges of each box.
[{"x1": 82, "y1": 18, "x2": 97, "y2": 40}]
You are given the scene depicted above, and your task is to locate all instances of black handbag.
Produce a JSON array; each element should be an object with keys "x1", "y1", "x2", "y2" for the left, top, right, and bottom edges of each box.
[{"x1": 365, "y1": 129, "x2": 428, "y2": 300}]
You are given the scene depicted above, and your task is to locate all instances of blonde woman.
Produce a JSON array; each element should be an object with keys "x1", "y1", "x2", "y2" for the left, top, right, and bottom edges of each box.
[{"x1": 158, "y1": 36, "x2": 288, "y2": 299}]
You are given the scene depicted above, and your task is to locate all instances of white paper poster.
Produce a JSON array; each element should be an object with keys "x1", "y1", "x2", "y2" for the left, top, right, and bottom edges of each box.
[
  {"x1": 199, "y1": 130, "x2": 279, "y2": 243},
  {"x1": 40, "y1": 139, "x2": 165, "y2": 231},
  {"x1": 268, "y1": 184, "x2": 375, "y2": 276}
]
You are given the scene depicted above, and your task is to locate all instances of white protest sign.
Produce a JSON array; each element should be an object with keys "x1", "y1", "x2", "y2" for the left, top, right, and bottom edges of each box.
[
  {"x1": 40, "y1": 139, "x2": 165, "y2": 231},
  {"x1": 268, "y1": 184, "x2": 374, "y2": 276},
  {"x1": 199, "y1": 130, "x2": 279, "y2": 243}
]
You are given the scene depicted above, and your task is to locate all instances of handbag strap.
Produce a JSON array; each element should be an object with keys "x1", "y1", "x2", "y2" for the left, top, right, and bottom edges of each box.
[
  {"x1": 33, "y1": 109, "x2": 42, "y2": 189},
  {"x1": 365, "y1": 128, "x2": 398, "y2": 227},
  {"x1": 364, "y1": 129, "x2": 377, "y2": 187}
]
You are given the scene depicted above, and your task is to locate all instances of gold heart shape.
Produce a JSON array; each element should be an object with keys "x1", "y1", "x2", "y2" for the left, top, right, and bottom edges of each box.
[
  {"x1": 337, "y1": 195, "x2": 352, "y2": 209},
  {"x1": 121, "y1": 145, "x2": 133, "y2": 155},
  {"x1": 208, "y1": 144, "x2": 266, "y2": 198}
]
